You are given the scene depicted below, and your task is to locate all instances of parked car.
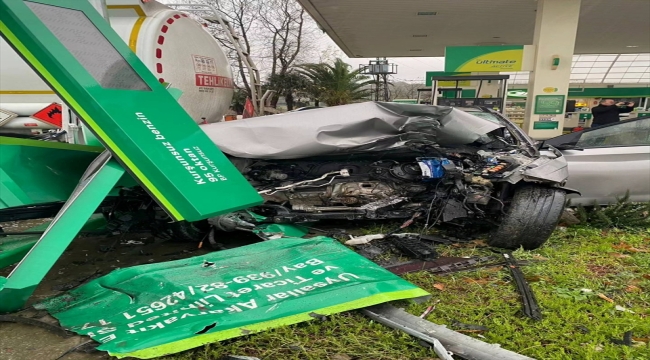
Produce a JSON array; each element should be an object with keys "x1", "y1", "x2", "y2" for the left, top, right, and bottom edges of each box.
[{"x1": 541, "y1": 116, "x2": 650, "y2": 206}]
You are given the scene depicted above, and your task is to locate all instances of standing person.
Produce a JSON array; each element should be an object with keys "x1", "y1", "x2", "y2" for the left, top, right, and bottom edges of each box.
[{"x1": 591, "y1": 99, "x2": 635, "y2": 127}]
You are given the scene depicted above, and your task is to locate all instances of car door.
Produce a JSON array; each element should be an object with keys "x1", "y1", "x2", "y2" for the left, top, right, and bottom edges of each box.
[{"x1": 549, "y1": 117, "x2": 650, "y2": 206}]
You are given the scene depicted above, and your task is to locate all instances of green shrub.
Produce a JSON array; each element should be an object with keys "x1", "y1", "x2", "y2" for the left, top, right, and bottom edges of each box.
[{"x1": 574, "y1": 191, "x2": 650, "y2": 228}]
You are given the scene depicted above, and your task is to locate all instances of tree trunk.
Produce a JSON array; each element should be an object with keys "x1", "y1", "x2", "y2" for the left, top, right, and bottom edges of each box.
[
  {"x1": 286, "y1": 92, "x2": 295, "y2": 111},
  {"x1": 270, "y1": 94, "x2": 280, "y2": 108},
  {"x1": 314, "y1": 99, "x2": 320, "y2": 107}
]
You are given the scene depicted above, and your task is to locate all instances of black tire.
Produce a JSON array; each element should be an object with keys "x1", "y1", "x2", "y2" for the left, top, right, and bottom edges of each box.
[{"x1": 488, "y1": 186, "x2": 566, "y2": 250}]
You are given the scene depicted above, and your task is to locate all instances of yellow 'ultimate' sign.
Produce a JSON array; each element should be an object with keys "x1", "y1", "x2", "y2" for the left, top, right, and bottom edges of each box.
[{"x1": 445, "y1": 46, "x2": 525, "y2": 72}]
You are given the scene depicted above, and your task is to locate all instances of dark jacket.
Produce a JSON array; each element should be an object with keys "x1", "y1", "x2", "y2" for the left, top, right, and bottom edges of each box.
[{"x1": 591, "y1": 104, "x2": 634, "y2": 125}]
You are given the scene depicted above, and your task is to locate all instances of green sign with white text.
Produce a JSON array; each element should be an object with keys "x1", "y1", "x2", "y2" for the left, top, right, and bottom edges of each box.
[
  {"x1": 39, "y1": 237, "x2": 429, "y2": 359},
  {"x1": 0, "y1": 0, "x2": 262, "y2": 222},
  {"x1": 445, "y1": 45, "x2": 525, "y2": 72}
]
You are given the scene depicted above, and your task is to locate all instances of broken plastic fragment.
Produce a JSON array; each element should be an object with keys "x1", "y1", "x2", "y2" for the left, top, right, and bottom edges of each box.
[
  {"x1": 610, "y1": 331, "x2": 634, "y2": 346},
  {"x1": 345, "y1": 234, "x2": 384, "y2": 246},
  {"x1": 615, "y1": 305, "x2": 635, "y2": 313},
  {"x1": 195, "y1": 323, "x2": 217, "y2": 335},
  {"x1": 308, "y1": 312, "x2": 328, "y2": 321}
]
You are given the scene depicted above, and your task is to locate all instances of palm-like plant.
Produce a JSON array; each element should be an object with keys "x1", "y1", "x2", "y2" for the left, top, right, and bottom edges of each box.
[{"x1": 298, "y1": 58, "x2": 373, "y2": 106}]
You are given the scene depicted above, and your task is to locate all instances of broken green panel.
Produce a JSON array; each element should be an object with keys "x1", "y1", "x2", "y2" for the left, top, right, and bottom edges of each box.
[
  {"x1": 82, "y1": 126, "x2": 103, "y2": 147},
  {"x1": 38, "y1": 237, "x2": 428, "y2": 359},
  {"x1": 244, "y1": 212, "x2": 309, "y2": 238},
  {"x1": 0, "y1": 136, "x2": 104, "y2": 209},
  {"x1": 167, "y1": 87, "x2": 184, "y2": 101},
  {"x1": 253, "y1": 223, "x2": 310, "y2": 238},
  {"x1": 244, "y1": 211, "x2": 310, "y2": 238},
  {"x1": 0, "y1": 214, "x2": 107, "y2": 269}
]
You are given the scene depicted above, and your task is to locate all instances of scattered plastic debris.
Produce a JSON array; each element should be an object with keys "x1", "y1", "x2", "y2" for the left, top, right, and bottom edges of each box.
[
  {"x1": 345, "y1": 234, "x2": 384, "y2": 246},
  {"x1": 121, "y1": 240, "x2": 145, "y2": 246},
  {"x1": 610, "y1": 331, "x2": 634, "y2": 346},
  {"x1": 503, "y1": 253, "x2": 542, "y2": 321},
  {"x1": 419, "y1": 300, "x2": 439, "y2": 319},
  {"x1": 385, "y1": 256, "x2": 497, "y2": 275},
  {"x1": 387, "y1": 234, "x2": 438, "y2": 261},
  {"x1": 420, "y1": 306, "x2": 434, "y2": 318},
  {"x1": 615, "y1": 305, "x2": 635, "y2": 313},
  {"x1": 597, "y1": 293, "x2": 615, "y2": 303}
]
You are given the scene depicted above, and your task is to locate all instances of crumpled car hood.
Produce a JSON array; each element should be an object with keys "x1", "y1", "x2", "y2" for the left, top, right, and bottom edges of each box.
[{"x1": 202, "y1": 102, "x2": 503, "y2": 159}]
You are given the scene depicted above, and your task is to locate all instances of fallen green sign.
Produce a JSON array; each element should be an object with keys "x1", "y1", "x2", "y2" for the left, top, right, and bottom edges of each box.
[{"x1": 38, "y1": 237, "x2": 428, "y2": 359}]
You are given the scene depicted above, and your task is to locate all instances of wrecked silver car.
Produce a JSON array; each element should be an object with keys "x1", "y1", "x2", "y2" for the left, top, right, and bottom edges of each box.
[{"x1": 201, "y1": 102, "x2": 570, "y2": 250}]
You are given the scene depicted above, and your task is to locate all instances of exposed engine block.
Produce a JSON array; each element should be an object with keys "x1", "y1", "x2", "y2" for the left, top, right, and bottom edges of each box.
[{"x1": 229, "y1": 152, "x2": 509, "y2": 220}]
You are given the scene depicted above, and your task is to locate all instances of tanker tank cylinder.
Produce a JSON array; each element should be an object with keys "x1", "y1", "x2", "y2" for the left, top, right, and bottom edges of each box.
[
  {"x1": 0, "y1": 0, "x2": 235, "y2": 129},
  {"x1": 116, "y1": 1, "x2": 235, "y2": 124}
]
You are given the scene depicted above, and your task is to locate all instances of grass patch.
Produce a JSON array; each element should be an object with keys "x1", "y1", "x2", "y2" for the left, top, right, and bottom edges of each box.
[{"x1": 164, "y1": 226, "x2": 650, "y2": 360}]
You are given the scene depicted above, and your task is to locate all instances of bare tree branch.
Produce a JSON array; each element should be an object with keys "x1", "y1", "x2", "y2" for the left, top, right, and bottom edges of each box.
[{"x1": 179, "y1": 0, "x2": 317, "y2": 107}]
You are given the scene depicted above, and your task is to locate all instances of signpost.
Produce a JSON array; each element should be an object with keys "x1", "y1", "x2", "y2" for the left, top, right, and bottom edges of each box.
[{"x1": 0, "y1": 0, "x2": 263, "y2": 312}]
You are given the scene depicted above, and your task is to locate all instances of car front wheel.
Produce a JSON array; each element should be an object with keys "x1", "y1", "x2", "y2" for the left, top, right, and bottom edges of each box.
[{"x1": 488, "y1": 186, "x2": 566, "y2": 250}]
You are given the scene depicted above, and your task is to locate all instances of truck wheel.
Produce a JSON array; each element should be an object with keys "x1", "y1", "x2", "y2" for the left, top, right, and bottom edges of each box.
[{"x1": 488, "y1": 186, "x2": 566, "y2": 250}]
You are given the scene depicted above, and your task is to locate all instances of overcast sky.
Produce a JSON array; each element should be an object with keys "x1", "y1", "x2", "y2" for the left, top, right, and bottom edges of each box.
[{"x1": 312, "y1": 33, "x2": 445, "y2": 83}]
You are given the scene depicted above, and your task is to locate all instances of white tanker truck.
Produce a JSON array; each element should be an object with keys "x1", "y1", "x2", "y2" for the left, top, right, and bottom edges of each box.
[{"x1": 0, "y1": 0, "x2": 235, "y2": 139}]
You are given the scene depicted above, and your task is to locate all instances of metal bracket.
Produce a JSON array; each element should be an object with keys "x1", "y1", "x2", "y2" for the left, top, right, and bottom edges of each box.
[{"x1": 0, "y1": 151, "x2": 125, "y2": 313}]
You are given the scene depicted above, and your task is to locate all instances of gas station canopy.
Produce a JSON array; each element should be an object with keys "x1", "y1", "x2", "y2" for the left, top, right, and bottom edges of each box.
[{"x1": 298, "y1": 0, "x2": 650, "y2": 57}]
